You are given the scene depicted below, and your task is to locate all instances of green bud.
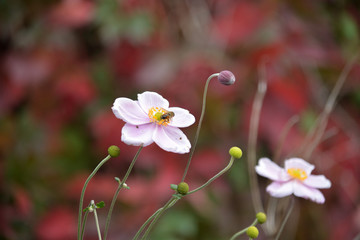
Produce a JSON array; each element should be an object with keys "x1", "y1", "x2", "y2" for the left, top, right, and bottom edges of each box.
[
  {"x1": 229, "y1": 147, "x2": 242, "y2": 159},
  {"x1": 246, "y1": 226, "x2": 259, "y2": 239},
  {"x1": 177, "y1": 182, "x2": 189, "y2": 195},
  {"x1": 108, "y1": 145, "x2": 120, "y2": 157},
  {"x1": 256, "y1": 212, "x2": 267, "y2": 224}
]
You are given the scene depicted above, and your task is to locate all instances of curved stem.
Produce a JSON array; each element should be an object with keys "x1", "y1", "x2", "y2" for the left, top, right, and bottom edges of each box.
[
  {"x1": 80, "y1": 207, "x2": 90, "y2": 240},
  {"x1": 248, "y1": 62, "x2": 267, "y2": 215},
  {"x1": 133, "y1": 208, "x2": 162, "y2": 240},
  {"x1": 133, "y1": 197, "x2": 180, "y2": 240},
  {"x1": 103, "y1": 145, "x2": 143, "y2": 240},
  {"x1": 188, "y1": 156, "x2": 235, "y2": 195},
  {"x1": 274, "y1": 197, "x2": 295, "y2": 240},
  {"x1": 265, "y1": 197, "x2": 278, "y2": 236},
  {"x1": 273, "y1": 115, "x2": 299, "y2": 163},
  {"x1": 353, "y1": 232, "x2": 360, "y2": 240},
  {"x1": 229, "y1": 219, "x2": 258, "y2": 240},
  {"x1": 78, "y1": 155, "x2": 111, "y2": 240},
  {"x1": 91, "y1": 200, "x2": 102, "y2": 240},
  {"x1": 181, "y1": 73, "x2": 219, "y2": 182},
  {"x1": 302, "y1": 55, "x2": 358, "y2": 160},
  {"x1": 140, "y1": 197, "x2": 179, "y2": 240}
]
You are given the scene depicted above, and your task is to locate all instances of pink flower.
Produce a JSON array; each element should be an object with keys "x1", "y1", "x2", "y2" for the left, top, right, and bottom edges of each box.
[
  {"x1": 255, "y1": 158, "x2": 331, "y2": 204},
  {"x1": 112, "y1": 91, "x2": 195, "y2": 154}
]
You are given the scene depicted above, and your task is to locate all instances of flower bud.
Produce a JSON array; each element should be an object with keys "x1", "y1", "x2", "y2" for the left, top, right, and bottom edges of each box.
[
  {"x1": 246, "y1": 226, "x2": 259, "y2": 239},
  {"x1": 177, "y1": 182, "x2": 189, "y2": 195},
  {"x1": 256, "y1": 212, "x2": 267, "y2": 224},
  {"x1": 218, "y1": 70, "x2": 235, "y2": 85},
  {"x1": 229, "y1": 147, "x2": 243, "y2": 159},
  {"x1": 108, "y1": 145, "x2": 120, "y2": 157}
]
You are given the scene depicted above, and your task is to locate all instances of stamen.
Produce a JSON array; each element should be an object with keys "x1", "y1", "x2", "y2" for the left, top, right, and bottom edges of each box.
[
  {"x1": 287, "y1": 168, "x2": 307, "y2": 181},
  {"x1": 148, "y1": 107, "x2": 171, "y2": 126}
]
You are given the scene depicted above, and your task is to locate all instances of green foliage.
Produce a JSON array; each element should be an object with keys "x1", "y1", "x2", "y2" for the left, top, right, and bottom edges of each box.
[
  {"x1": 95, "y1": 0, "x2": 155, "y2": 43},
  {"x1": 96, "y1": 201, "x2": 105, "y2": 208},
  {"x1": 300, "y1": 109, "x2": 317, "y2": 133},
  {"x1": 338, "y1": 12, "x2": 359, "y2": 54},
  {"x1": 151, "y1": 209, "x2": 198, "y2": 240}
]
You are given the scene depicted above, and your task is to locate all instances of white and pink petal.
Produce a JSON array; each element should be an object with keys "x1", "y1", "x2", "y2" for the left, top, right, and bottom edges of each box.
[
  {"x1": 112, "y1": 98, "x2": 149, "y2": 125},
  {"x1": 285, "y1": 158, "x2": 315, "y2": 175},
  {"x1": 153, "y1": 125, "x2": 191, "y2": 154},
  {"x1": 303, "y1": 175, "x2": 331, "y2": 189},
  {"x1": 255, "y1": 158, "x2": 290, "y2": 182},
  {"x1": 293, "y1": 180, "x2": 326, "y2": 204},
  {"x1": 121, "y1": 123, "x2": 155, "y2": 147},
  {"x1": 266, "y1": 181, "x2": 294, "y2": 198},
  {"x1": 167, "y1": 107, "x2": 195, "y2": 128},
  {"x1": 138, "y1": 91, "x2": 169, "y2": 113}
]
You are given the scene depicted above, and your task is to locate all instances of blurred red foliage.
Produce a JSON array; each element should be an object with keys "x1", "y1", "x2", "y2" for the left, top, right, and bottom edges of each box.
[
  {"x1": 1, "y1": 0, "x2": 359, "y2": 239},
  {"x1": 36, "y1": 208, "x2": 77, "y2": 240}
]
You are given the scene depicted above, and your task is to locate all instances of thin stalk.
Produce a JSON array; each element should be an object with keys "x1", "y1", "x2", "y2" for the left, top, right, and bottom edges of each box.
[
  {"x1": 353, "y1": 232, "x2": 360, "y2": 240},
  {"x1": 181, "y1": 73, "x2": 220, "y2": 182},
  {"x1": 265, "y1": 197, "x2": 278, "y2": 236},
  {"x1": 248, "y1": 63, "x2": 267, "y2": 215},
  {"x1": 229, "y1": 219, "x2": 258, "y2": 240},
  {"x1": 273, "y1": 115, "x2": 299, "y2": 163},
  {"x1": 187, "y1": 156, "x2": 235, "y2": 195},
  {"x1": 133, "y1": 209, "x2": 163, "y2": 240},
  {"x1": 133, "y1": 195, "x2": 179, "y2": 240},
  {"x1": 302, "y1": 55, "x2": 358, "y2": 160},
  {"x1": 140, "y1": 197, "x2": 179, "y2": 240},
  {"x1": 274, "y1": 197, "x2": 295, "y2": 240},
  {"x1": 91, "y1": 200, "x2": 102, "y2": 240},
  {"x1": 78, "y1": 155, "x2": 111, "y2": 240},
  {"x1": 80, "y1": 207, "x2": 90, "y2": 240},
  {"x1": 103, "y1": 145, "x2": 143, "y2": 240}
]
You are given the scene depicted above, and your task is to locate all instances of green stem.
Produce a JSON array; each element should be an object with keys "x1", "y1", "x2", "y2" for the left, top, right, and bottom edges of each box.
[
  {"x1": 229, "y1": 219, "x2": 258, "y2": 240},
  {"x1": 188, "y1": 156, "x2": 234, "y2": 195},
  {"x1": 80, "y1": 207, "x2": 90, "y2": 240},
  {"x1": 78, "y1": 155, "x2": 111, "y2": 240},
  {"x1": 181, "y1": 73, "x2": 220, "y2": 182},
  {"x1": 275, "y1": 197, "x2": 295, "y2": 240},
  {"x1": 141, "y1": 197, "x2": 179, "y2": 240},
  {"x1": 103, "y1": 145, "x2": 143, "y2": 240},
  {"x1": 133, "y1": 208, "x2": 162, "y2": 240},
  {"x1": 134, "y1": 149, "x2": 234, "y2": 239},
  {"x1": 91, "y1": 200, "x2": 102, "y2": 240},
  {"x1": 133, "y1": 197, "x2": 179, "y2": 240}
]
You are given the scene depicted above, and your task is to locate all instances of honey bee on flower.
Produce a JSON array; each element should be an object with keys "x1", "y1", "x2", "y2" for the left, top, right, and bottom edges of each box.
[
  {"x1": 160, "y1": 111, "x2": 175, "y2": 122},
  {"x1": 111, "y1": 91, "x2": 195, "y2": 154}
]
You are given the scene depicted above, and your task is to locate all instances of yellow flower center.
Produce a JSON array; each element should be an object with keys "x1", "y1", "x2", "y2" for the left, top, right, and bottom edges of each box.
[
  {"x1": 287, "y1": 168, "x2": 308, "y2": 181},
  {"x1": 148, "y1": 107, "x2": 171, "y2": 126}
]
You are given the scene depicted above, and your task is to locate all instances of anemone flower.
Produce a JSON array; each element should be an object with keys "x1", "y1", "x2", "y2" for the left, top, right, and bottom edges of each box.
[
  {"x1": 255, "y1": 157, "x2": 331, "y2": 204},
  {"x1": 112, "y1": 91, "x2": 195, "y2": 154}
]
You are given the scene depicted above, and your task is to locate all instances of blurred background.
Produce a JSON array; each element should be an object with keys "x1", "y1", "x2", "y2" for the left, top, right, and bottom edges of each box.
[{"x1": 1, "y1": 0, "x2": 360, "y2": 239}]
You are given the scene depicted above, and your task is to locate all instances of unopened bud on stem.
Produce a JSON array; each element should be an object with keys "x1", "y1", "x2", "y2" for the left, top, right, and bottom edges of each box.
[
  {"x1": 256, "y1": 212, "x2": 267, "y2": 224},
  {"x1": 108, "y1": 145, "x2": 120, "y2": 157},
  {"x1": 229, "y1": 147, "x2": 243, "y2": 159},
  {"x1": 246, "y1": 226, "x2": 259, "y2": 239},
  {"x1": 177, "y1": 182, "x2": 189, "y2": 195},
  {"x1": 218, "y1": 70, "x2": 235, "y2": 85}
]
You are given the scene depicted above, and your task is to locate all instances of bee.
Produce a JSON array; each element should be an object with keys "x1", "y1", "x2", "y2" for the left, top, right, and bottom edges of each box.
[{"x1": 160, "y1": 111, "x2": 175, "y2": 123}]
